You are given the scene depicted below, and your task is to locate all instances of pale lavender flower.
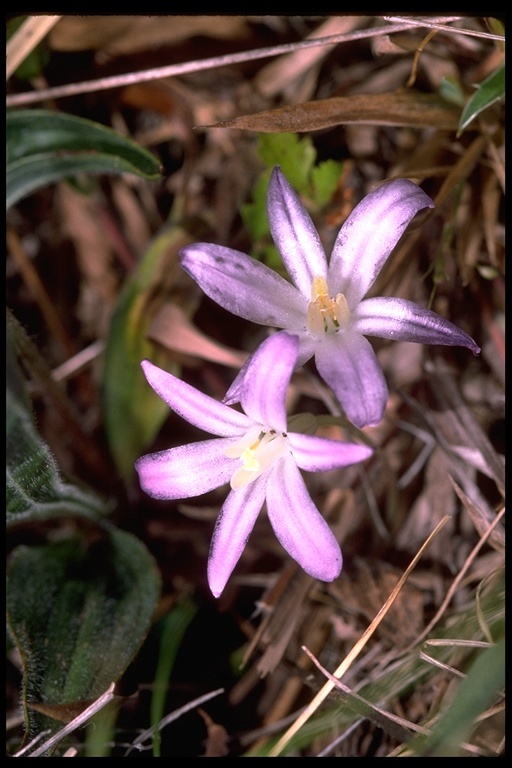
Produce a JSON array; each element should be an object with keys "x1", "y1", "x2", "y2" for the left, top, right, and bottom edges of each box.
[
  {"x1": 135, "y1": 333, "x2": 372, "y2": 597},
  {"x1": 180, "y1": 167, "x2": 480, "y2": 428}
]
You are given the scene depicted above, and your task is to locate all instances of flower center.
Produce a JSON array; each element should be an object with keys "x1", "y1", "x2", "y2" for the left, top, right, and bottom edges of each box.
[
  {"x1": 225, "y1": 425, "x2": 288, "y2": 490},
  {"x1": 306, "y1": 275, "x2": 351, "y2": 336}
]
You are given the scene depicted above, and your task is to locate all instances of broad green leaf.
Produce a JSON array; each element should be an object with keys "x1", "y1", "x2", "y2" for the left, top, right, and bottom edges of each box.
[
  {"x1": 6, "y1": 527, "x2": 161, "y2": 753},
  {"x1": 7, "y1": 152, "x2": 157, "y2": 211},
  {"x1": 102, "y1": 225, "x2": 196, "y2": 484},
  {"x1": 6, "y1": 332, "x2": 107, "y2": 526},
  {"x1": 457, "y1": 63, "x2": 505, "y2": 136},
  {"x1": 6, "y1": 109, "x2": 162, "y2": 209}
]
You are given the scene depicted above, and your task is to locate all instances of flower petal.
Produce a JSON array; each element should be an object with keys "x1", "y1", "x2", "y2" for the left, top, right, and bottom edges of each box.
[
  {"x1": 328, "y1": 179, "x2": 434, "y2": 306},
  {"x1": 314, "y1": 332, "x2": 388, "y2": 428},
  {"x1": 353, "y1": 297, "x2": 481, "y2": 354},
  {"x1": 135, "y1": 438, "x2": 237, "y2": 499},
  {"x1": 238, "y1": 332, "x2": 299, "y2": 431},
  {"x1": 223, "y1": 330, "x2": 316, "y2": 406},
  {"x1": 223, "y1": 355, "x2": 251, "y2": 406},
  {"x1": 141, "y1": 359, "x2": 250, "y2": 436},
  {"x1": 180, "y1": 243, "x2": 306, "y2": 329},
  {"x1": 295, "y1": 331, "x2": 318, "y2": 367},
  {"x1": 268, "y1": 166, "x2": 328, "y2": 297},
  {"x1": 266, "y1": 456, "x2": 342, "y2": 581},
  {"x1": 207, "y1": 477, "x2": 267, "y2": 597},
  {"x1": 288, "y1": 432, "x2": 373, "y2": 471}
]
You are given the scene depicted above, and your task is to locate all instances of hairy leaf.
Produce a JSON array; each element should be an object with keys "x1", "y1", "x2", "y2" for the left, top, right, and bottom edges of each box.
[{"x1": 6, "y1": 528, "x2": 161, "y2": 753}]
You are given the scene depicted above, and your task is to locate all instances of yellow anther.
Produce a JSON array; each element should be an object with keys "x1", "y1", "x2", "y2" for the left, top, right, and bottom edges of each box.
[{"x1": 307, "y1": 275, "x2": 351, "y2": 336}]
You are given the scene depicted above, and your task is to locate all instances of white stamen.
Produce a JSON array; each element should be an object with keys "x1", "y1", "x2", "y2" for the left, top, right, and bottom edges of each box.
[{"x1": 226, "y1": 427, "x2": 288, "y2": 490}]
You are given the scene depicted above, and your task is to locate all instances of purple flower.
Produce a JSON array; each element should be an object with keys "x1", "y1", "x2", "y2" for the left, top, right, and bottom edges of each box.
[
  {"x1": 180, "y1": 167, "x2": 480, "y2": 428},
  {"x1": 135, "y1": 333, "x2": 372, "y2": 597}
]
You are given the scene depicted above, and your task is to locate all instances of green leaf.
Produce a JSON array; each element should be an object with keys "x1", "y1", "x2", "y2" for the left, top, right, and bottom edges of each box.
[
  {"x1": 438, "y1": 75, "x2": 466, "y2": 107},
  {"x1": 311, "y1": 159, "x2": 343, "y2": 207},
  {"x1": 457, "y1": 63, "x2": 505, "y2": 136},
  {"x1": 241, "y1": 133, "x2": 343, "y2": 269},
  {"x1": 258, "y1": 132, "x2": 317, "y2": 194},
  {"x1": 6, "y1": 527, "x2": 161, "y2": 753},
  {"x1": 6, "y1": 109, "x2": 162, "y2": 209},
  {"x1": 150, "y1": 597, "x2": 198, "y2": 756},
  {"x1": 241, "y1": 172, "x2": 272, "y2": 243},
  {"x1": 6, "y1": 332, "x2": 107, "y2": 526},
  {"x1": 102, "y1": 226, "x2": 193, "y2": 484}
]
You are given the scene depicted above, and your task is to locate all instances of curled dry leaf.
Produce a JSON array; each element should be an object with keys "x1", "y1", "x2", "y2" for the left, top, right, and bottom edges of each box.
[
  {"x1": 203, "y1": 91, "x2": 461, "y2": 133},
  {"x1": 148, "y1": 301, "x2": 247, "y2": 369},
  {"x1": 198, "y1": 708, "x2": 230, "y2": 758}
]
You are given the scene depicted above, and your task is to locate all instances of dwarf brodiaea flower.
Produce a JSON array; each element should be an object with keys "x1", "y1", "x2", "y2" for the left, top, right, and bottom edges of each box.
[
  {"x1": 180, "y1": 167, "x2": 480, "y2": 428},
  {"x1": 135, "y1": 333, "x2": 372, "y2": 598}
]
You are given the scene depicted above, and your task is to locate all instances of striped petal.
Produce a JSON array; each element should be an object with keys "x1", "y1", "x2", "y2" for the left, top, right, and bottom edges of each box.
[
  {"x1": 180, "y1": 243, "x2": 306, "y2": 330},
  {"x1": 141, "y1": 359, "x2": 250, "y2": 436},
  {"x1": 314, "y1": 332, "x2": 388, "y2": 428},
  {"x1": 267, "y1": 166, "x2": 328, "y2": 297},
  {"x1": 353, "y1": 297, "x2": 481, "y2": 354},
  {"x1": 207, "y1": 477, "x2": 267, "y2": 597},
  {"x1": 266, "y1": 456, "x2": 342, "y2": 581},
  {"x1": 288, "y1": 432, "x2": 373, "y2": 471},
  {"x1": 136, "y1": 438, "x2": 237, "y2": 499},
  {"x1": 238, "y1": 332, "x2": 299, "y2": 431},
  {"x1": 328, "y1": 179, "x2": 434, "y2": 306}
]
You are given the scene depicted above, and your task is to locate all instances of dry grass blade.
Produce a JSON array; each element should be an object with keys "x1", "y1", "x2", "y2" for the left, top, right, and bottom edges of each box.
[
  {"x1": 384, "y1": 15, "x2": 505, "y2": 42},
  {"x1": 302, "y1": 647, "x2": 430, "y2": 740},
  {"x1": 254, "y1": 16, "x2": 370, "y2": 100},
  {"x1": 410, "y1": 506, "x2": 505, "y2": 648},
  {"x1": 123, "y1": 688, "x2": 224, "y2": 756},
  {"x1": 6, "y1": 15, "x2": 62, "y2": 80},
  {"x1": 4, "y1": 20, "x2": 439, "y2": 107},
  {"x1": 269, "y1": 515, "x2": 450, "y2": 756},
  {"x1": 15, "y1": 682, "x2": 116, "y2": 757},
  {"x1": 419, "y1": 637, "x2": 494, "y2": 679},
  {"x1": 424, "y1": 360, "x2": 505, "y2": 499}
]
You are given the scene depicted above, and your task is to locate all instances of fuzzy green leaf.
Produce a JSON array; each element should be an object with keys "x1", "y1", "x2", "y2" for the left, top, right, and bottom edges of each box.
[
  {"x1": 6, "y1": 332, "x2": 107, "y2": 526},
  {"x1": 6, "y1": 528, "x2": 161, "y2": 753}
]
